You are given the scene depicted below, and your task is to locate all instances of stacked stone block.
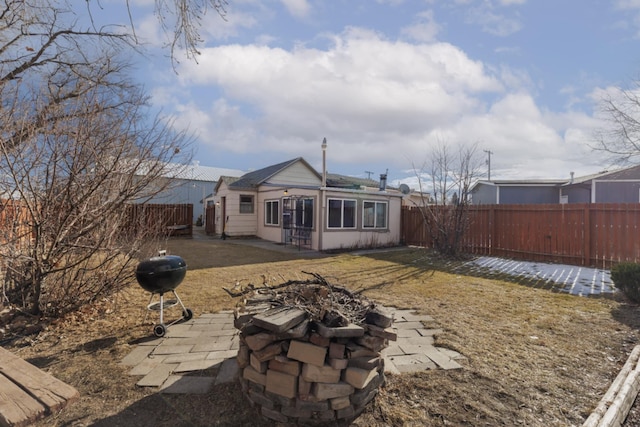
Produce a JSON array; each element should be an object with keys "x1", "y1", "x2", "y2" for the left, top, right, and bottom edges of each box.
[{"x1": 235, "y1": 304, "x2": 396, "y2": 425}]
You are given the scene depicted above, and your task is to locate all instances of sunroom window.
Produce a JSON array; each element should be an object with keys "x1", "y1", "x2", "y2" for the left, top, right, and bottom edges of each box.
[
  {"x1": 328, "y1": 198, "x2": 356, "y2": 228},
  {"x1": 363, "y1": 201, "x2": 387, "y2": 229}
]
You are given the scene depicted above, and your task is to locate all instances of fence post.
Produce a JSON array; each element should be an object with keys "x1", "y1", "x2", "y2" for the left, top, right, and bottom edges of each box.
[
  {"x1": 584, "y1": 204, "x2": 591, "y2": 266},
  {"x1": 489, "y1": 205, "x2": 495, "y2": 256}
]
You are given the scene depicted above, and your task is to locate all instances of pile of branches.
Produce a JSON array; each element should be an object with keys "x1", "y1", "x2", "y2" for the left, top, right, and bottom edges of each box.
[{"x1": 224, "y1": 272, "x2": 375, "y2": 327}]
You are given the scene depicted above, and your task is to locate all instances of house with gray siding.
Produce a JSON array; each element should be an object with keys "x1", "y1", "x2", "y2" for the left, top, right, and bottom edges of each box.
[
  {"x1": 470, "y1": 165, "x2": 640, "y2": 204},
  {"x1": 471, "y1": 180, "x2": 567, "y2": 204},
  {"x1": 561, "y1": 166, "x2": 640, "y2": 203}
]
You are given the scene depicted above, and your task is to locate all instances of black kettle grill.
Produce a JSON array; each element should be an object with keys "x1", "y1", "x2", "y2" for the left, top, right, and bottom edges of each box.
[{"x1": 135, "y1": 254, "x2": 193, "y2": 337}]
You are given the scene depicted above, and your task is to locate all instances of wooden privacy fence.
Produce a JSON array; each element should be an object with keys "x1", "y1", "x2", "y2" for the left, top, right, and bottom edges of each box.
[
  {"x1": 402, "y1": 203, "x2": 640, "y2": 268},
  {"x1": 0, "y1": 200, "x2": 34, "y2": 251},
  {"x1": 0, "y1": 202, "x2": 194, "y2": 242},
  {"x1": 127, "y1": 203, "x2": 193, "y2": 237}
]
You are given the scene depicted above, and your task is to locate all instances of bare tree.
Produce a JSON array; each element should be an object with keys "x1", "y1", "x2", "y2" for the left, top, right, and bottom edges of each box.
[
  {"x1": 87, "y1": 0, "x2": 228, "y2": 65},
  {"x1": 594, "y1": 83, "x2": 640, "y2": 164},
  {"x1": 412, "y1": 142, "x2": 483, "y2": 257},
  {"x1": 0, "y1": 1, "x2": 191, "y2": 316}
]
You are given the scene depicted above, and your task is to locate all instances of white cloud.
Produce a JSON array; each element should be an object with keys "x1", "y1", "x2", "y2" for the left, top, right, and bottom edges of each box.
[
  {"x1": 401, "y1": 10, "x2": 441, "y2": 42},
  {"x1": 375, "y1": 0, "x2": 407, "y2": 5},
  {"x1": 498, "y1": 0, "x2": 526, "y2": 5},
  {"x1": 201, "y1": 8, "x2": 260, "y2": 41},
  {"x1": 178, "y1": 28, "x2": 502, "y2": 133},
  {"x1": 158, "y1": 25, "x2": 607, "y2": 180},
  {"x1": 131, "y1": 12, "x2": 163, "y2": 47},
  {"x1": 466, "y1": 5, "x2": 523, "y2": 36},
  {"x1": 171, "y1": 99, "x2": 259, "y2": 154},
  {"x1": 280, "y1": 0, "x2": 312, "y2": 19},
  {"x1": 615, "y1": 0, "x2": 640, "y2": 9}
]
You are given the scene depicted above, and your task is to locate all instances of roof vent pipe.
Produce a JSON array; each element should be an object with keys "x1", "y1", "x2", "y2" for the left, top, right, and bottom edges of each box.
[
  {"x1": 379, "y1": 169, "x2": 388, "y2": 191},
  {"x1": 570, "y1": 171, "x2": 574, "y2": 184},
  {"x1": 321, "y1": 138, "x2": 327, "y2": 187}
]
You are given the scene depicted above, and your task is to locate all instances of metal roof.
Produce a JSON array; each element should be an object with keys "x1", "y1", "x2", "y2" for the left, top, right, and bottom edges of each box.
[
  {"x1": 326, "y1": 173, "x2": 379, "y2": 189},
  {"x1": 163, "y1": 162, "x2": 245, "y2": 182},
  {"x1": 477, "y1": 179, "x2": 567, "y2": 186},
  {"x1": 568, "y1": 164, "x2": 640, "y2": 184}
]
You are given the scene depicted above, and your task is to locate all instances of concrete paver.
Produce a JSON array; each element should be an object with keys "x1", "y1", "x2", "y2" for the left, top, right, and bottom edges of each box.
[
  {"x1": 120, "y1": 346, "x2": 153, "y2": 366},
  {"x1": 136, "y1": 363, "x2": 178, "y2": 387},
  {"x1": 128, "y1": 356, "x2": 167, "y2": 376},
  {"x1": 124, "y1": 308, "x2": 465, "y2": 394}
]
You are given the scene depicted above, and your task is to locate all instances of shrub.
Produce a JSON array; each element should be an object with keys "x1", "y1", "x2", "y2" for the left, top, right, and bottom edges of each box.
[{"x1": 611, "y1": 262, "x2": 640, "y2": 303}]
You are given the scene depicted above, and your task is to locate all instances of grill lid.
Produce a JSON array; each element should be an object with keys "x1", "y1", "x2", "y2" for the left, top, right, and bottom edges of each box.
[{"x1": 135, "y1": 255, "x2": 187, "y2": 294}]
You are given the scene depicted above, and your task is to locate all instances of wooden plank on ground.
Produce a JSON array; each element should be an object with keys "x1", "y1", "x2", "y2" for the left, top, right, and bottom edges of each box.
[
  {"x1": 0, "y1": 348, "x2": 79, "y2": 411},
  {"x1": 0, "y1": 347, "x2": 79, "y2": 425},
  {"x1": 0, "y1": 374, "x2": 46, "y2": 427}
]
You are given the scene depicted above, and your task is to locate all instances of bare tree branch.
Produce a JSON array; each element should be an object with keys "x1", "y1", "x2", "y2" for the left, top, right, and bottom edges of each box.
[
  {"x1": 411, "y1": 141, "x2": 483, "y2": 257},
  {"x1": 594, "y1": 83, "x2": 640, "y2": 164},
  {"x1": 0, "y1": 0, "x2": 193, "y2": 316}
]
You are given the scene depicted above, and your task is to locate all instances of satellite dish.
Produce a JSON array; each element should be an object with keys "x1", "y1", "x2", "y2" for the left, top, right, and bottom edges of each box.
[{"x1": 399, "y1": 183, "x2": 410, "y2": 194}]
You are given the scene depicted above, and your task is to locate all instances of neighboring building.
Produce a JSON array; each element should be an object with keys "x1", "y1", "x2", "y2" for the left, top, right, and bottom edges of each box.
[
  {"x1": 213, "y1": 157, "x2": 405, "y2": 251},
  {"x1": 470, "y1": 179, "x2": 568, "y2": 205},
  {"x1": 143, "y1": 161, "x2": 245, "y2": 224},
  {"x1": 561, "y1": 166, "x2": 640, "y2": 203},
  {"x1": 470, "y1": 165, "x2": 640, "y2": 205}
]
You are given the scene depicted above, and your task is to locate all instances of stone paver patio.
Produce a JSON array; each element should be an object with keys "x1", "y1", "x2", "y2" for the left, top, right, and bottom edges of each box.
[{"x1": 121, "y1": 309, "x2": 466, "y2": 394}]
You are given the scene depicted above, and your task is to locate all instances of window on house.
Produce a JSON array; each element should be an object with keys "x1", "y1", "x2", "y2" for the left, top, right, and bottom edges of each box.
[
  {"x1": 295, "y1": 197, "x2": 314, "y2": 228},
  {"x1": 239, "y1": 195, "x2": 254, "y2": 214},
  {"x1": 265, "y1": 200, "x2": 279, "y2": 225},
  {"x1": 328, "y1": 198, "x2": 357, "y2": 229},
  {"x1": 363, "y1": 201, "x2": 387, "y2": 229}
]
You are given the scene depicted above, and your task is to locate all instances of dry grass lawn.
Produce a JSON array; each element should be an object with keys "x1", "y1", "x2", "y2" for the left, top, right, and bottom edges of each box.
[{"x1": 5, "y1": 236, "x2": 640, "y2": 426}]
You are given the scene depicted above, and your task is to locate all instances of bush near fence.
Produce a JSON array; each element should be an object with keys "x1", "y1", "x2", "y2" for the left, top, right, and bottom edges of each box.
[{"x1": 402, "y1": 203, "x2": 640, "y2": 268}]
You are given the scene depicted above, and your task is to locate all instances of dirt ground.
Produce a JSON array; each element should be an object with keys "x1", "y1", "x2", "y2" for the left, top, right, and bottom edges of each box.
[{"x1": 3, "y1": 234, "x2": 640, "y2": 426}]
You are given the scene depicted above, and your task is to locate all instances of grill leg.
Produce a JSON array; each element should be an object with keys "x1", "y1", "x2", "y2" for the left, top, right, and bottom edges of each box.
[
  {"x1": 144, "y1": 293, "x2": 155, "y2": 323},
  {"x1": 158, "y1": 293, "x2": 165, "y2": 325},
  {"x1": 170, "y1": 290, "x2": 193, "y2": 322},
  {"x1": 172, "y1": 290, "x2": 187, "y2": 313}
]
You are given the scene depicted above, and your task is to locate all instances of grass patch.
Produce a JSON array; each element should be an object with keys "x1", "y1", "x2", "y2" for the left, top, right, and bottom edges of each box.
[{"x1": 7, "y1": 241, "x2": 640, "y2": 427}]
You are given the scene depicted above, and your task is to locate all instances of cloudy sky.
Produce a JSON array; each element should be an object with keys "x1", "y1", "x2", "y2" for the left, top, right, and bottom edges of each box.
[{"x1": 102, "y1": 0, "x2": 640, "y2": 186}]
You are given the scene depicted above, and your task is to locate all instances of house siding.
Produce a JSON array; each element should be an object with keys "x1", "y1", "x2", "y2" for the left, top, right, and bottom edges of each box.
[
  {"x1": 595, "y1": 181, "x2": 640, "y2": 203},
  {"x1": 561, "y1": 185, "x2": 591, "y2": 203},
  {"x1": 228, "y1": 191, "x2": 258, "y2": 236},
  {"x1": 498, "y1": 186, "x2": 559, "y2": 204},
  {"x1": 471, "y1": 183, "x2": 497, "y2": 204},
  {"x1": 320, "y1": 191, "x2": 401, "y2": 251},
  {"x1": 266, "y1": 163, "x2": 322, "y2": 187},
  {"x1": 257, "y1": 188, "x2": 299, "y2": 244},
  {"x1": 215, "y1": 180, "x2": 258, "y2": 237}
]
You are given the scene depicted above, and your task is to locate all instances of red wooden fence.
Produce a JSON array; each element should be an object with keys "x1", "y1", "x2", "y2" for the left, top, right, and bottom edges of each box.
[
  {"x1": 402, "y1": 203, "x2": 640, "y2": 268},
  {"x1": 127, "y1": 203, "x2": 193, "y2": 237}
]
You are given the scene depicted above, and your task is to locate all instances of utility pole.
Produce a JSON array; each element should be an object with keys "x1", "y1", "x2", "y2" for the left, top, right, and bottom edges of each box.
[
  {"x1": 364, "y1": 170, "x2": 374, "y2": 179},
  {"x1": 483, "y1": 149, "x2": 493, "y2": 181}
]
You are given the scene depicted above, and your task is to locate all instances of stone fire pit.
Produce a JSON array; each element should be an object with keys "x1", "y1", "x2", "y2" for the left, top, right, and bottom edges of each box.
[{"x1": 229, "y1": 273, "x2": 396, "y2": 425}]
